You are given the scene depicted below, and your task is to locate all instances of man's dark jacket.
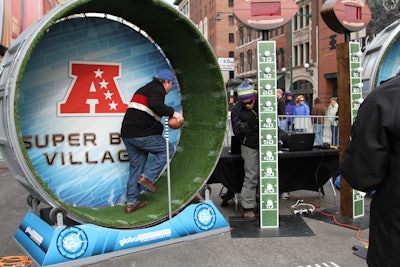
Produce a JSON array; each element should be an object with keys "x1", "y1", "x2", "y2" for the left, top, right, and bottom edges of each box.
[
  {"x1": 231, "y1": 101, "x2": 259, "y2": 149},
  {"x1": 277, "y1": 96, "x2": 286, "y2": 116},
  {"x1": 121, "y1": 79, "x2": 174, "y2": 138},
  {"x1": 340, "y1": 75, "x2": 400, "y2": 267}
]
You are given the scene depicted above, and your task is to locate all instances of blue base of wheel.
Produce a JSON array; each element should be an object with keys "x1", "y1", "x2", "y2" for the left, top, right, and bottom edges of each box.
[{"x1": 14, "y1": 201, "x2": 229, "y2": 266}]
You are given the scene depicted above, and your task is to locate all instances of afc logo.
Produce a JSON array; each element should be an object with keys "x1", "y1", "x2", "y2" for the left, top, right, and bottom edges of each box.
[{"x1": 58, "y1": 61, "x2": 128, "y2": 116}]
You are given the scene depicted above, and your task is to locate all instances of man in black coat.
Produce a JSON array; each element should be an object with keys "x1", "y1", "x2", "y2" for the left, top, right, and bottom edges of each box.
[
  {"x1": 277, "y1": 88, "x2": 287, "y2": 131},
  {"x1": 231, "y1": 83, "x2": 258, "y2": 221},
  {"x1": 340, "y1": 74, "x2": 400, "y2": 266}
]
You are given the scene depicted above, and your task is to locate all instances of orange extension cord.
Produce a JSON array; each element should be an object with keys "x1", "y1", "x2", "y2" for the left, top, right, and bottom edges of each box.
[
  {"x1": 316, "y1": 208, "x2": 369, "y2": 244},
  {"x1": 0, "y1": 256, "x2": 32, "y2": 267}
]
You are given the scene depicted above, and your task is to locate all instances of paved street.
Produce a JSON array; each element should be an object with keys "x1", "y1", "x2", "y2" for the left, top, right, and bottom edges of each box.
[{"x1": 0, "y1": 155, "x2": 369, "y2": 267}]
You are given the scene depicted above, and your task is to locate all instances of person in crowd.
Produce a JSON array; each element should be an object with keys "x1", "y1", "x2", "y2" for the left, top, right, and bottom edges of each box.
[
  {"x1": 277, "y1": 88, "x2": 286, "y2": 131},
  {"x1": 231, "y1": 83, "x2": 259, "y2": 221},
  {"x1": 340, "y1": 73, "x2": 400, "y2": 267},
  {"x1": 310, "y1": 97, "x2": 325, "y2": 146},
  {"x1": 121, "y1": 69, "x2": 184, "y2": 214},
  {"x1": 294, "y1": 95, "x2": 310, "y2": 132},
  {"x1": 285, "y1": 91, "x2": 295, "y2": 131},
  {"x1": 327, "y1": 97, "x2": 339, "y2": 146}
]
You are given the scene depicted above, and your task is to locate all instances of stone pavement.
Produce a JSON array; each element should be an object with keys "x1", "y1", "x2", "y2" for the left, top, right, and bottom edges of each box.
[{"x1": 0, "y1": 156, "x2": 369, "y2": 267}]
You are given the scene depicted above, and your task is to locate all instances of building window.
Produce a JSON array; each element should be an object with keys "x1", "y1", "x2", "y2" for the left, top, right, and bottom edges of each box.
[
  {"x1": 294, "y1": 45, "x2": 298, "y2": 66},
  {"x1": 247, "y1": 50, "x2": 253, "y2": 71},
  {"x1": 329, "y1": 35, "x2": 337, "y2": 50},
  {"x1": 305, "y1": 5, "x2": 310, "y2": 27},
  {"x1": 305, "y1": 42, "x2": 310, "y2": 65},
  {"x1": 228, "y1": 15, "x2": 234, "y2": 26},
  {"x1": 228, "y1": 0, "x2": 233, "y2": 7},
  {"x1": 239, "y1": 27, "x2": 244, "y2": 45},
  {"x1": 278, "y1": 48, "x2": 285, "y2": 70},
  {"x1": 299, "y1": 8, "x2": 304, "y2": 28},
  {"x1": 299, "y1": 43, "x2": 304, "y2": 66},
  {"x1": 229, "y1": 50, "x2": 235, "y2": 78},
  {"x1": 180, "y1": 2, "x2": 189, "y2": 16},
  {"x1": 240, "y1": 53, "x2": 244, "y2": 73},
  {"x1": 247, "y1": 28, "x2": 252, "y2": 43},
  {"x1": 229, "y1": 33, "x2": 234, "y2": 43},
  {"x1": 276, "y1": 49, "x2": 280, "y2": 68}
]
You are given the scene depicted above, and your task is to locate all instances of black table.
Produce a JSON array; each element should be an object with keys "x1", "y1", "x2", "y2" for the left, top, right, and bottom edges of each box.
[{"x1": 208, "y1": 147, "x2": 339, "y2": 204}]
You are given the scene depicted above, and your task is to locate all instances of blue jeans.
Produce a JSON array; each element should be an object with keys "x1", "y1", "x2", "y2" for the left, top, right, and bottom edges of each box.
[
  {"x1": 123, "y1": 135, "x2": 175, "y2": 205},
  {"x1": 331, "y1": 125, "x2": 339, "y2": 146},
  {"x1": 278, "y1": 119, "x2": 287, "y2": 131},
  {"x1": 313, "y1": 123, "x2": 324, "y2": 146},
  {"x1": 287, "y1": 121, "x2": 294, "y2": 131}
]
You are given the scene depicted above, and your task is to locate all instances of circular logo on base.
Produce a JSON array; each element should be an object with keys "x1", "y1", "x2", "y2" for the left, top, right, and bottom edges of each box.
[
  {"x1": 194, "y1": 203, "x2": 216, "y2": 231},
  {"x1": 57, "y1": 226, "x2": 88, "y2": 259}
]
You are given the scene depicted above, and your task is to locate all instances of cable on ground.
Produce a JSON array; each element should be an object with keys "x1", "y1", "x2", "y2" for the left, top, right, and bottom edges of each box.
[{"x1": 287, "y1": 193, "x2": 369, "y2": 244}]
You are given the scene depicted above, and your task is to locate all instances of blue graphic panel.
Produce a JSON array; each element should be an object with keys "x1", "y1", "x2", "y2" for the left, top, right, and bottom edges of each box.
[{"x1": 14, "y1": 202, "x2": 229, "y2": 266}]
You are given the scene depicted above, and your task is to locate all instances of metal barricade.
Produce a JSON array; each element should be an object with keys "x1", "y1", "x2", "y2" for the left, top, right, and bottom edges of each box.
[
  {"x1": 225, "y1": 114, "x2": 339, "y2": 147},
  {"x1": 278, "y1": 114, "x2": 339, "y2": 146}
]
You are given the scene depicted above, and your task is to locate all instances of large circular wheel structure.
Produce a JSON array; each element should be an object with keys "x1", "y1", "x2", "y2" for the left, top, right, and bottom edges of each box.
[
  {"x1": 362, "y1": 19, "x2": 400, "y2": 95},
  {"x1": 0, "y1": 0, "x2": 227, "y2": 228}
]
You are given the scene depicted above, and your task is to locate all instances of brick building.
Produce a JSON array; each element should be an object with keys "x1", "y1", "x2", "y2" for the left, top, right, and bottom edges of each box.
[{"x1": 173, "y1": 0, "x2": 368, "y2": 107}]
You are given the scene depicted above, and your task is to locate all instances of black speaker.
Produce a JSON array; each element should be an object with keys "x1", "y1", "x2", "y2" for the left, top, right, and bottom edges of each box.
[{"x1": 230, "y1": 135, "x2": 242, "y2": 154}]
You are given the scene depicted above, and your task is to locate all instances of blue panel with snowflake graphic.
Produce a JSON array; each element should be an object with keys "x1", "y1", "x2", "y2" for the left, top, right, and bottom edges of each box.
[{"x1": 14, "y1": 202, "x2": 229, "y2": 266}]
